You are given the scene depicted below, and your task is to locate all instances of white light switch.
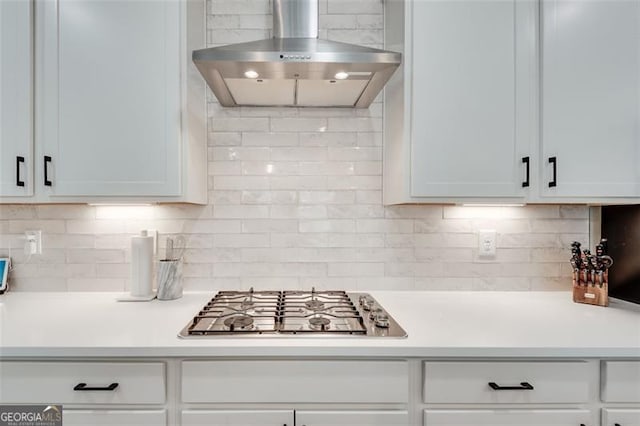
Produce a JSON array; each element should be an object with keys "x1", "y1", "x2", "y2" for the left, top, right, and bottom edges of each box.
[{"x1": 478, "y1": 229, "x2": 497, "y2": 257}]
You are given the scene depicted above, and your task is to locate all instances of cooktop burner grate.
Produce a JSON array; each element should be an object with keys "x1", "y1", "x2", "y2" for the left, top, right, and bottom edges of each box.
[{"x1": 179, "y1": 288, "x2": 407, "y2": 338}]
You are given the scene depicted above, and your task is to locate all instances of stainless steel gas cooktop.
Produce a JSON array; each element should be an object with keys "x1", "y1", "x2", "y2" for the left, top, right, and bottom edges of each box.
[{"x1": 179, "y1": 288, "x2": 407, "y2": 338}]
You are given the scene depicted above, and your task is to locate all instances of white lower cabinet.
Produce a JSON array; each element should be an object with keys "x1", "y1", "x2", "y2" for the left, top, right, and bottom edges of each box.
[
  {"x1": 179, "y1": 361, "x2": 410, "y2": 426},
  {"x1": 181, "y1": 360, "x2": 408, "y2": 404},
  {"x1": 601, "y1": 361, "x2": 640, "y2": 403},
  {"x1": 0, "y1": 361, "x2": 165, "y2": 404},
  {"x1": 423, "y1": 361, "x2": 590, "y2": 404},
  {"x1": 181, "y1": 410, "x2": 294, "y2": 426},
  {"x1": 64, "y1": 410, "x2": 167, "y2": 426},
  {"x1": 602, "y1": 409, "x2": 640, "y2": 426},
  {"x1": 424, "y1": 409, "x2": 591, "y2": 425},
  {"x1": 0, "y1": 361, "x2": 167, "y2": 426},
  {"x1": 296, "y1": 410, "x2": 409, "y2": 426}
]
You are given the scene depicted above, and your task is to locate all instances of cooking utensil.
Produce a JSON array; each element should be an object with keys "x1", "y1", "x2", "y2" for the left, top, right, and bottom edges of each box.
[{"x1": 165, "y1": 236, "x2": 186, "y2": 261}]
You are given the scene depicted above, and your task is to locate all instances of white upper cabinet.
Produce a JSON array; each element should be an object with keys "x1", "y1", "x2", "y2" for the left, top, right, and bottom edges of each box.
[
  {"x1": 410, "y1": 0, "x2": 530, "y2": 199},
  {"x1": 384, "y1": 0, "x2": 537, "y2": 204},
  {"x1": 0, "y1": 0, "x2": 33, "y2": 197},
  {"x1": 541, "y1": 0, "x2": 640, "y2": 199},
  {"x1": 38, "y1": 0, "x2": 181, "y2": 197},
  {"x1": 0, "y1": 0, "x2": 206, "y2": 204},
  {"x1": 385, "y1": 0, "x2": 640, "y2": 204}
]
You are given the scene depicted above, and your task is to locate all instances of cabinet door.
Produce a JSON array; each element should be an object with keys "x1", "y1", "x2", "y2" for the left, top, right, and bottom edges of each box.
[
  {"x1": 37, "y1": 0, "x2": 181, "y2": 197},
  {"x1": 424, "y1": 409, "x2": 591, "y2": 426},
  {"x1": 602, "y1": 409, "x2": 640, "y2": 426},
  {"x1": 64, "y1": 410, "x2": 166, "y2": 426},
  {"x1": 410, "y1": 0, "x2": 534, "y2": 198},
  {"x1": 541, "y1": 0, "x2": 640, "y2": 198},
  {"x1": 182, "y1": 410, "x2": 294, "y2": 426},
  {"x1": 0, "y1": 0, "x2": 33, "y2": 197},
  {"x1": 296, "y1": 410, "x2": 409, "y2": 426}
]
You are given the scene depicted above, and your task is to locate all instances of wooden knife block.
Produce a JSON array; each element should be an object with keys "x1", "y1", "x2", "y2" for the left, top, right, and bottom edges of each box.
[{"x1": 572, "y1": 270, "x2": 609, "y2": 307}]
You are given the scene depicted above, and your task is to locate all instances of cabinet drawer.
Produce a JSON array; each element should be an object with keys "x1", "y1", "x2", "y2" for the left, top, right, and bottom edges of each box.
[
  {"x1": 424, "y1": 409, "x2": 591, "y2": 425},
  {"x1": 64, "y1": 410, "x2": 166, "y2": 426},
  {"x1": 602, "y1": 361, "x2": 640, "y2": 402},
  {"x1": 602, "y1": 409, "x2": 640, "y2": 426},
  {"x1": 182, "y1": 360, "x2": 408, "y2": 403},
  {"x1": 423, "y1": 361, "x2": 590, "y2": 404},
  {"x1": 0, "y1": 362, "x2": 165, "y2": 404}
]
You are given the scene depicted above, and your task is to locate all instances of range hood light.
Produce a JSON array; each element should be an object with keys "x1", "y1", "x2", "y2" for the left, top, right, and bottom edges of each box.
[
  {"x1": 244, "y1": 70, "x2": 259, "y2": 79},
  {"x1": 334, "y1": 72, "x2": 349, "y2": 80}
]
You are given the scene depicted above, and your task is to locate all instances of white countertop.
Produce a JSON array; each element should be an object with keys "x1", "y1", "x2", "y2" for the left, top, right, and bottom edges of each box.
[{"x1": 1, "y1": 291, "x2": 639, "y2": 359}]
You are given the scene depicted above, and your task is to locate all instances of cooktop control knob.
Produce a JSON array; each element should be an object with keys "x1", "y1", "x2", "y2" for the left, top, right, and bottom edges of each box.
[
  {"x1": 369, "y1": 307, "x2": 383, "y2": 320},
  {"x1": 374, "y1": 312, "x2": 390, "y2": 328},
  {"x1": 361, "y1": 296, "x2": 374, "y2": 311}
]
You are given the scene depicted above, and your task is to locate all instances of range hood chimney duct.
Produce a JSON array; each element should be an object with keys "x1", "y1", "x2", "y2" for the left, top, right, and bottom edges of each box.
[
  {"x1": 273, "y1": 0, "x2": 318, "y2": 39},
  {"x1": 192, "y1": 0, "x2": 401, "y2": 108}
]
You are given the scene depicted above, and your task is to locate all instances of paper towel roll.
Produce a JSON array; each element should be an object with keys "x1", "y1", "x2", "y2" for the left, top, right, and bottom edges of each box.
[{"x1": 131, "y1": 230, "x2": 154, "y2": 297}]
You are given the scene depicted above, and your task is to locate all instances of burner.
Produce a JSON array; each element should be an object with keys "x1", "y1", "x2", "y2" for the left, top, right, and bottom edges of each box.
[
  {"x1": 305, "y1": 300, "x2": 326, "y2": 311},
  {"x1": 224, "y1": 315, "x2": 255, "y2": 331},
  {"x1": 308, "y1": 316, "x2": 331, "y2": 331}
]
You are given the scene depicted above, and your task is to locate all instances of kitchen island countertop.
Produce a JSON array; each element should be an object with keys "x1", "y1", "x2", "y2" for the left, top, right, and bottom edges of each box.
[{"x1": 0, "y1": 291, "x2": 639, "y2": 358}]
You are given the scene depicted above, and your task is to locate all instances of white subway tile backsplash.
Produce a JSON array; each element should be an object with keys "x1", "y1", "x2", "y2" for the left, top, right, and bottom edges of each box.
[
  {"x1": 212, "y1": 233, "x2": 270, "y2": 248},
  {"x1": 213, "y1": 176, "x2": 270, "y2": 190},
  {"x1": 242, "y1": 132, "x2": 298, "y2": 146},
  {"x1": 9, "y1": 220, "x2": 65, "y2": 234},
  {"x1": 209, "y1": 132, "x2": 242, "y2": 146},
  {"x1": 209, "y1": 161, "x2": 242, "y2": 175},
  {"x1": 271, "y1": 118, "x2": 328, "y2": 133},
  {"x1": 209, "y1": 0, "x2": 270, "y2": 15},
  {"x1": 327, "y1": 0, "x2": 383, "y2": 15},
  {"x1": 328, "y1": 117, "x2": 382, "y2": 132},
  {"x1": 329, "y1": 262, "x2": 384, "y2": 277},
  {"x1": 327, "y1": 29, "x2": 383, "y2": 45},
  {"x1": 299, "y1": 191, "x2": 355, "y2": 205},
  {"x1": 66, "y1": 220, "x2": 122, "y2": 234},
  {"x1": 210, "y1": 117, "x2": 269, "y2": 132},
  {"x1": 299, "y1": 132, "x2": 357, "y2": 147},
  {"x1": 271, "y1": 147, "x2": 328, "y2": 161},
  {"x1": 270, "y1": 176, "x2": 327, "y2": 190},
  {"x1": 319, "y1": 14, "x2": 357, "y2": 29},
  {"x1": 327, "y1": 176, "x2": 381, "y2": 190},
  {"x1": 213, "y1": 205, "x2": 270, "y2": 219},
  {"x1": 299, "y1": 219, "x2": 356, "y2": 233},
  {"x1": 0, "y1": 205, "x2": 37, "y2": 220}
]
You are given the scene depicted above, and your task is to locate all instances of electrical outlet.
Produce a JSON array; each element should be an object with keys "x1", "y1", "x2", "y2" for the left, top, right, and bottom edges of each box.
[
  {"x1": 478, "y1": 229, "x2": 497, "y2": 258},
  {"x1": 24, "y1": 230, "x2": 42, "y2": 255}
]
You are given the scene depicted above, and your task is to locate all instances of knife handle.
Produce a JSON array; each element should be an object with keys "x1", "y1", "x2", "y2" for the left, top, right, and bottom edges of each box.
[{"x1": 488, "y1": 381, "x2": 534, "y2": 391}]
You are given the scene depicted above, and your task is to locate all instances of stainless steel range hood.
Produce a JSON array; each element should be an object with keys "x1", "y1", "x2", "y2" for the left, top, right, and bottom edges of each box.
[{"x1": 192, "y1": 0, "x2": 401, "y2": 108}]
